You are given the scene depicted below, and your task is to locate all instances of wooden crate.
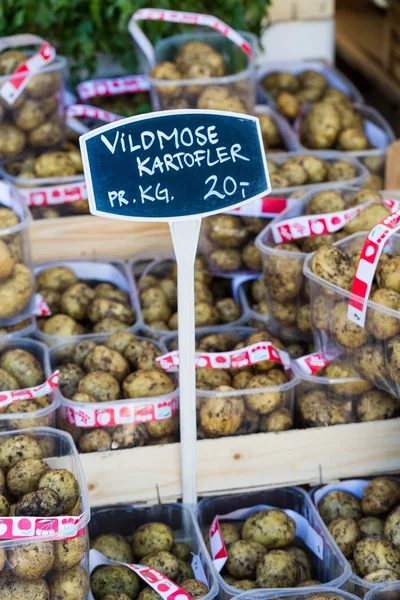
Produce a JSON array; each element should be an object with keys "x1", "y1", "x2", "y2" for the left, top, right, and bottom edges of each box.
[
  {"x1": 30, "y1": 215, "x2": 172, "y2": 263},
  {"x1": 82, "y1": 419, "x2": 400, "y2": 506},
  {"x1": 269, "y1": 0, "x2": 335, "y2": 22}
]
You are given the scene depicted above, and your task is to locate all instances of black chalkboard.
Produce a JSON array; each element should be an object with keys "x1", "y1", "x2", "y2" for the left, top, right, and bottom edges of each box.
[{"x1": 80, "y1": 110, "x2": 270, "y2": 221}]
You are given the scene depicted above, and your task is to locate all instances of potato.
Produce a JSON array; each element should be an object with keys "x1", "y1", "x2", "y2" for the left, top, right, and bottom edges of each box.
[
  {"x1": 87, "y1": 298, "x2": 135, "y2": 326},
  {"x1": 151, "y1": 62, "x2": 182, "y2": 100},
  {"x1": 141, "y1": 551, "x2": 179, "y2": 580},
  {"x1": 38, "y1": 469, "x2": 79, "y2": 514},
  {"x1": 106, "y1": 595, "x2": 134, "y2": 600},
  {"x1": 111, "y1": 424, "x2": 148, "y2": 450},
  {"x1": 231, "y1": 371, "x2": 252, "y2": 390},
  {"x1": 327, "y1": 517, "x2": 362, "y2": 558},
  {"x1": 180, "y1": 580, "x2": 209, "y2": 599},
  {"x1": 7, "y1": 540, "x2": 54, "y2": 581},
  {"x1": 210, "y1": 249, "x2": 241, "y2": 273},
  {"x1": 146, "y1": 415, "x2": 179, "y2": 440},
  {"x1": 344, "y1": 203, "x2": 390, "y2": 236},
  {"x1": 242, "y1": 509, "x2": 296, "y2": 548},
  {"x1": 264, "y1": 243, "x2": 303, "y2": 302},
  {"x1": 42, "y1": 314, "x2": 84, "y2": 337},
  {"x1": 357, "y1": 390, "x2": 396, "y2": 422},
  {"x1": 124, "y1": 341, "x2": 160, "y2": 371},
  {"x1": 60, "y1": 283, "x2": 95, "y2": 321},
  {"x1": 333, "y1": 301, "x2": 369, "y2": 349},
  {"x1": 79, "y1": 429, "x2": 111, "y2": 453},
  {"x1": 216, "y1": 298, "x2": 241, "y2": 324},
  {"x1": 354, "y1": 345, "x2": 388, "y2": 383},
  {"x1": 0, "y1": 367, "x2": 18, "y2": 392},
  {"x1": 230, "y1": 579, "x2": 257, "y2": 590},
  {"x1": 307, "y1": 190, "x2": 346, "y2": 215},
  {"x1": 285, "y1": 545, "x2": 312, "y2": 581},
  {"x1": 362, "y1": 477, "x2": 400, "y2": 516},
  {"x1": 6, "y1": 458, "x2": 49, "y2": 498},
  {"x1": 245, "y1": 373, "x2": 283, "y2": 415},
  {"x1": 0, "y1": 572, "x2": 50, "y2": 599},
  {"x1": 311, "y1": 246, "x2": 353, "y2": 292},
  {"x1": 54, "y1": 532, "x2": 88, "y2": 570},
  {"x1": 122, "y1": 370, "x2": 174, "y2": 399},
  {"x1": 260, "y1": 408, "x2": 292, "y2": 432},
  {"x1": 0, "y1": 240, "x2": 15, "y2": 281},
  {"x1": 0, "y1": 349, "x2": 44, "y2": 388},
  {"x1": 93, "y1": 319, "x2": 128, "y2": 334},
  {"x1": 95, "y1": 283, "x2": 130, "y2": 305},
  {"x1": 0, "y1": 495, "x2": 9, "y2": 515},
  {"x1": 377, "y1": 256, "x2": 400, "y2": 293},
  {"x1": 364, "y1": 569, "x2": 400, "y2": 583},
  {"x1": 384, "y1": 506, "x2": 400, "y2": 548},
  {"x1": 78, "y1": 371, "x2": 120, "y2": 402},
  {"x1": 58, "y1": 363, "x2": 84, "y2": 398},
  {"x1": 358, "y1": 516, "x2": 385, "y2": 538},
  {"x1": 92, "y1": 533, "x2": 133, "y2": 563},
  {"x1": 36, "y1": 267, "x2": 78, "y2": 292},
  {"x1": 15, "y1": 489, "x2": 63, "y2": 517},
  {"x1": 256, "y1": 549, "x2": 299, "y2": 588},
  {"x1": 28, "y1": 119, "x2": 63, "y2": 148},
  {"x1": 319, "y1": 490, "x2": 362, "y2": 524},
  {"x1": 354, "y1": 537, "x2": 400, "y2": 576},
  {"x1": 277, "y1": 92, "x2": 300, "y2": 119},
  {"x1": 132, "y1": 522, "x2": 174, "y2": 559},
  {"x1": 0, "y1": 434, "x2": 42, "y2": 471},
  {"x1": 0, "y1": 264, "x2": 33, "y2": 319},
  {"x1": 328, "y1": 161, "x2": 357, "y2": 182},
  {"x1": 303, "y1": 102, "x2": 340, "y2": 149},
  {"x1": 199, "y1": 390, "x2": 245, "y2": 437},
  {"x1": 105, "y1": 333, "x2": 137, "y2": 355},
  {"x1": 138, "y1": 590, "x2": 161, "y2": 600},
  {"x1": 0, "y1": 124, "x2": 26, "y2": 159},
  {"x1": 339, "y1": 127, "x2": 369, "y2": 151},
  {"x1": 50, "y1": 564, "x2": 90, "y2": 600},
  {"x1": 366, "y1": 289, "x2": 400, "y2": 340},
  {"x1": 226, "y1": 540, "x2": 266, "y2": 578},
  {"x1": 171, "y1": 542, "x2": 191, "y2": 562},
  {"x1": 83, "y1": 345, "x2": 130, "y2": 383}
]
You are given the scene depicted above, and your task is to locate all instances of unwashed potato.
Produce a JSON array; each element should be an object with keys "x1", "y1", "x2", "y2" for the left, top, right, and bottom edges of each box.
[{"x1": 242, "y1": 509, "x2": 296, "y2": 549}]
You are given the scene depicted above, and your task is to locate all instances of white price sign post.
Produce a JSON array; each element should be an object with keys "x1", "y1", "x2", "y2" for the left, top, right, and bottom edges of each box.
[{"x1": 79, "y1": 109, "x2": 270, "y2": 503}]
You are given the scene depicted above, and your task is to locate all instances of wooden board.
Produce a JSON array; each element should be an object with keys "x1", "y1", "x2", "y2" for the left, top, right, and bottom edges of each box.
[
  {"x1": 30, "y1": 215, "x2": 172, "y2": 263},
  {"x1": 335, "y1": 0, "x2": 400, "y2": 102},
  {"x1": 82, "y1": 419, "x2": 400, "y2": 506},
  {"x1": 269, "y1": 0, "x2": 334, "y2": 22}
]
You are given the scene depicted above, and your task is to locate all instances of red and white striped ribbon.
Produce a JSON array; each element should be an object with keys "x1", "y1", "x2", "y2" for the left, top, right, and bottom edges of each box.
[{"x1": 77, "y1": 74, "x2": 150, "y2": 101}]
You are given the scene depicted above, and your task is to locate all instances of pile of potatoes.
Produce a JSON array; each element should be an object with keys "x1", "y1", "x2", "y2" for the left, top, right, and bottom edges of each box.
[
  {"x1": 261, "y1": 188, "x2": 392, "y2": 337},
  {"x1": 258, "y1": 114, "x2": 286, "y2": 152},
  {"x1": 56, "y1": 332, "x2": 178, "y2": 453},
  {"x1": 200, "y1": 214, "x2": 267, "y2": 274},
  {"x1": 267, "y1": 154, "x2": 360, "y2": 191},
  {"x1": 0, "y1": 49, "x2": 65, "y2": 160},
  {"x1": 90, "y1": 521, "x2": 210, "y2": 600},
  {"x1": 319, "y1": 477, "x2": 400, "y2": 584},
  {"x1": 0, "y1": 434, "x2": 88, "y2": 600},
  {"x1": 4, "y1": 143, "x2": 87, "y2": 220},
  {"x1": 0, "y1": 204, "x2": 33, "y2": 321},
  {"x1": 261, "y1": 69, "x2": 352, "y2": 120},
  {"x1": 36, "y1": 266, "x2": 136, "y2": 337},
  {"x1": 150, "y1": 41, "x2": 250, "y2": 112},
  {"x1": 0, "y1": 345, "x2": 54, "y2": 430},
  {"x1": 138, "y1": 256, "x2": 242, "y2": 330},
  {"x1": 309, "y1": 238, "x2": 400, "y2": 393},
  {"x1": 208, "y1": 508, "x2": 321, "y2": 590},
  {"x1": 297, "y1": 360, "x2": 398, "y2": 428},
  {"x1": 192, "y1": 330, "x2": 293, "y2": 439}
]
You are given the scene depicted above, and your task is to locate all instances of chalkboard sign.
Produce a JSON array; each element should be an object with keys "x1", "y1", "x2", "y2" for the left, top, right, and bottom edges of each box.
[{"x1": 80, "y1": 109, "x2": 270, "y2": 221}]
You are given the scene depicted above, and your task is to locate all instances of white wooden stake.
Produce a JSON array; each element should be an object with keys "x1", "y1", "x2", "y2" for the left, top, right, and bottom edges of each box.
[{"x1": 169, "y1": 218, "x2": 201, "y2": 505}]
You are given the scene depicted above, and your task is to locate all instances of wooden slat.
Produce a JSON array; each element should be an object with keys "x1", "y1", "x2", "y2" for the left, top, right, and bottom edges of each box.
[
  {"x1": 269, "y1": 0, "x2": 334, "y2": 22},
  {"x1": 30, "y1": 215, "x2": 172, "y2": 262},
  {"x1": 82, "y1": 419, "x2": 400, "y2": 506}
]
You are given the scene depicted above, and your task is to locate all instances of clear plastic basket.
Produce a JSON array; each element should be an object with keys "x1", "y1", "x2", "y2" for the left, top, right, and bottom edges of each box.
[
  {"x1": 235, "y1": 588, "x2": 360, "y2": 600},
  {"x1": 303, "y1": 231, "x2": 400, "y2": 398},
  {"x1": 0, "y1": 336, "x2": 60, "y2": 431},
  {"x1": 255, "y1": 187, "x2": 400, "y2": 339},
  {"x1": 292, "y1": 359, "x2": 397, "y2": 428},
  {"x1": 196, "y1": 487, "x2": 351, "y2": 600},
  {"x1": 34, "y1": 257, "x2": 140, "y2": 345},
  {"x1": 0, "y1": 182, "x2": 35, "y2": 326},
  {"x1": 0, "y1": 315, "x2": 36, "y2": 337},
  {"x1": 150, "y1": 31, "x2": 257, "y2": 113},
  {"x1": 163, "y1": 326, "x2": 298, "y2": 439},
  {"x1": 129, "y1": 252, "x2": 246, "y2": 337},
  {"x1": 50, "y1": 333, "x2": 178, "y2": 453},
  {"x1": 0, "y1": 426, "x2": 90, "y2": 599},
  {"x1": 266, "y1": 150, "x2": 368, "y2": 196},
  {"x1": 365, "y1": 581, "x2": 400, "y2": 600},
  {"x1": 310, "y1": 479, "x2": 400, "y2": 598},
  {"x1": 257, "y1": 60, "x2": 364, "y2": 109},
  {"x1": 89, "y1": 503, "x2": 218, "y2": 600},
  {"x1": 0, "y1": 54, "x2": 68, "y2": 159},
  {"x1": 295, "y1": 104, "x2": 396, "y2": 182}
]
